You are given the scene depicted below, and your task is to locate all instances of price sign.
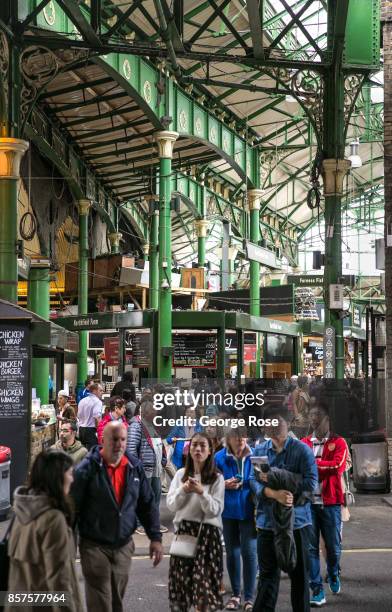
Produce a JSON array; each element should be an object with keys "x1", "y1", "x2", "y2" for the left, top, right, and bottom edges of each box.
[{"x1": 173, "y1": 334, "x2": 216, "y2": 368}]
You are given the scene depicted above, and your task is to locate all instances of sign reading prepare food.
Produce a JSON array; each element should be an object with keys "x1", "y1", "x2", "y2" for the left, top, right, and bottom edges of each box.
[{"x1": 173, "y1": 334, "x2": 216, "y2": 368}]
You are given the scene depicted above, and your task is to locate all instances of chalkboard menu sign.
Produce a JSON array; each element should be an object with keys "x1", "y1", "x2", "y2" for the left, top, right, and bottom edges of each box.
[
  {"x1": 132, "y1": 333, "x2": 150, "y2": 367},
  {"x1": 0, "y1": 321, "x2": 31, "y2": 492},
  {"x1": 173, "y1": 334, "x2": 216, "y2": 368}
]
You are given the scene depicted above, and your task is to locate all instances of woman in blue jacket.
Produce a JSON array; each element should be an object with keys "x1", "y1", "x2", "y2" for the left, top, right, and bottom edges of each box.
[
  {"x1": 215, "y1": 430, "x2": 257, "y2": 611},
  {"x1": 166, "y1": 407, "x2": 203, "y2": 469}
]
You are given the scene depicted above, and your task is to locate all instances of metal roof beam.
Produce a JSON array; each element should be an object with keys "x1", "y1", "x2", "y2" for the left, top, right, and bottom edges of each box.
[
  {"x1": 56, "y1": 0, "x2": 102, "y2": 47},
  {"x1": 60, "y1": 105, "x2": 141, "y2": 128},
  {"x1": 46, "y1": 91, "x2": 128, "y2": 114},
  {"x1": 18, "y1": 0, "x2": 52, "y2": 31},
  {"x1": 39, "y1": 77, "x2": 113, "y2": 99},
  {"x1": 72, "y1": 120, "x2": 151, "y2": 142},
  {"x1": 246, "y1": 0, "x2": 264, "y2": 59},
  {"x1": 187, "y1": 0, "x2": 231, "y2": 47},
  {"x1": 102, "y1": 0, "x2": 144, "y2": 39}
]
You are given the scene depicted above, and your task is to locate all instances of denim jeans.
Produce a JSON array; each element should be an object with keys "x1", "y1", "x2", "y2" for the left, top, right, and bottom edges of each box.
[
  {"x1": 253, "y1": 527, "x2": 310, "y2": 612},
  {"x1": 222, "y1": 518, "x2": 257, "y2": 602},
  {"x1": 308, "y1": 504, "x2": 342, "y2": 591}
]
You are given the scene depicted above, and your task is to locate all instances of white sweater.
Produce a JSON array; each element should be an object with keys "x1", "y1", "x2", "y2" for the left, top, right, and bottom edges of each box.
[{"x1": 167, "y1": 468, "x2": 225, "y2": 531}]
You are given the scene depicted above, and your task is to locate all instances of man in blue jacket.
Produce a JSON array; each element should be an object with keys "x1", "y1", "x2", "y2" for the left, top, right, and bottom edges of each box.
[
  {"x1": 72, "y1": 421, "x2": 162, "y2": 612},
  {"x1": 250, "y1": 405, "x2": 317, "y2": 612}
]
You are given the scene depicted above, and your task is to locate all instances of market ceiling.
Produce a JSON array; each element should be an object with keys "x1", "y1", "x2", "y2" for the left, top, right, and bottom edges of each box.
[{"x1": 3, "y1": 0, "x2": 384, "y2": 268}]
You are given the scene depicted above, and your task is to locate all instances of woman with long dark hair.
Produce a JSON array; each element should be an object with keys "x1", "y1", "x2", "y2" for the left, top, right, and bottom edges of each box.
[
  {"x1": 167, "y1": 432, "x2": 225, "y2": 611},
  {"x1": 5, "y1": 450, "x2": 82, "y2": 612}
]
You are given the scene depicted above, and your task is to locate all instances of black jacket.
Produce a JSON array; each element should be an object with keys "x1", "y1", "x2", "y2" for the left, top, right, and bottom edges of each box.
[
  {"x1": 265, "y1": 467, "x2": 309, "y2": 573},
  {"x1": 71, "y1": 447, "x2": 161, "y2": 548}
]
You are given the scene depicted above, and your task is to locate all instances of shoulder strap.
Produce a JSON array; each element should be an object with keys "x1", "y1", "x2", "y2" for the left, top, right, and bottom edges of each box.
[{"x1": 1, "y1": 515, "x2": 15, "y2": 543}]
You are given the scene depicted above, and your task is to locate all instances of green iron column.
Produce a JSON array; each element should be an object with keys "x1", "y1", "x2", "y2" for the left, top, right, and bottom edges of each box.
[
  {"x1": 321, "y1": 160, "x2": 350, "y2": 380},
  {"x1": 108, "y1": 231, "x2": 122, "y2": 255},
  {"x1": 149, "y1": 207, "x2": 159, "y2": 309},
  {"x1": 155, "y1": 131, "x2": 178, "y2": 381},
  {"x1": 76, "y1": 199, "x2": 91, "y2": 393},
  {"x1": 196, "y1": 219, "x2": 208, "y2": 268},
  {"x1": 27, "y1": 260, "x2": 50, "y2": 403},
  {"x1": 248, "y1": 189, "x2": 263, "y2": 378},
  {"x1": 0, "y1": 139, "x2": 29, "y2": 302},
  {"x1": 196, "y1": 173, "x2": 207, "y2": 269}
]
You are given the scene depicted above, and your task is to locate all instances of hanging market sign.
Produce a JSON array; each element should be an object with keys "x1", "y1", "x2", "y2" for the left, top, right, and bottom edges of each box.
[
  {"x1": 288, "y1": 275, "x2": 356, "y2": 287},
  {"x1": 323, "y1": 326, "x2": 336, "y2": 379}
]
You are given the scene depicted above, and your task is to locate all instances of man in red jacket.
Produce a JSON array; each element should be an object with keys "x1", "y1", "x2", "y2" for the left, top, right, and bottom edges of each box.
[{"x1": 302, "y1": 400, "x2": 347, "y2": 607}]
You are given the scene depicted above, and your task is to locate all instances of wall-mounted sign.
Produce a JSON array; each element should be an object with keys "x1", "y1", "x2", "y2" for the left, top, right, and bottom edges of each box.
[
  {"x1": 323, "y1": 326, "x2": 336, "y2": 378},
  {"x1": 288, "y1": 275, "x2": 356, "y2": 287},
  {"x1": 352, "y1": 305, "x2": 361, "y2": 328},
  {"x1": 0, "y1": 321, "x2": 31, "y2": 492},
  {"x1": 131, "y1": 333, "x2": 150, "y2": 368},
  {"x1": 173, "y1": 334, "x2": 216, "y2": 368},
  {"x1": 104, "y1": 336, "x2": 119, "y2": 366}
]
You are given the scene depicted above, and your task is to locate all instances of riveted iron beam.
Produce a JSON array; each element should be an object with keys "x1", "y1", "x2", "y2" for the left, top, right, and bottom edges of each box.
[
  {"x1": 46, "y1": 90, "x2": 128, "y2": 114},
  {"x1": 56, "y1": 0, "x2": 103, "y2": 47},
  {"x1": 72, "y1": 121, "x2": 153, "y2": 142},
  {"x1": 39, "y1": 77, "x2": 113, "y2": 99}
]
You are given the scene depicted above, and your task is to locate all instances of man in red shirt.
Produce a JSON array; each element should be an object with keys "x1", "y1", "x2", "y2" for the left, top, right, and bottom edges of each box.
[
  {"x1": 72, "y1": 421, "x2": 163, "y2": 612},
  {"x1": 302, "y1": 400, "x2": 347, "y2": 607}
]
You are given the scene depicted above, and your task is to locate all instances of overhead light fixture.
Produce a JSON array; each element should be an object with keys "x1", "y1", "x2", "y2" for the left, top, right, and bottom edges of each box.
[{"x1": 347, "y1": 139, "x2": 362, "y2": 169}]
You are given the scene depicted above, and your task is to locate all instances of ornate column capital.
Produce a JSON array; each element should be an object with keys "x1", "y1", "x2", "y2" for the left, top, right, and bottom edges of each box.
[
  {"x1": 154, "y1": 130, "x2": 179, "y2": 159},
  {"x1": 195, "y1": 219, "x2": 208, "y2": 238},
  {"x1": 321, "y1": 159, "x2": 351, "y2": 196},
  {"x1": 78, "y1": 198, "x2": 92, "y2": 215},
  {"x1": 247, "y1": 188, "x2": 264, "y2": 211},
  {"x1": 29, "y1": 257, "x2": 51, "y2": 270},
  {"x1": 0, "y1": 138, "x2": 29, "y2": 179},
  {"x1": 142, "y1": 243, "x2": 150, "y2": 256},
  {"x1": 108, "y1": 232, "x2": 122, "y2": 248}
]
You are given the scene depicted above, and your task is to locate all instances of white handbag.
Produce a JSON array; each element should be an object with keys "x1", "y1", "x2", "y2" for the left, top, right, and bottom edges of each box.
[{"x1": 169, "y1": 521, "x2": 204, "y2": 558}]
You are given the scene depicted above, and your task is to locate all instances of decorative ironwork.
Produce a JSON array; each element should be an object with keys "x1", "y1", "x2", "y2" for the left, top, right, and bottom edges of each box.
[
  {"x1": 43, "y1": 1, "x2": 56, "y2": 26},
  {"x1": 143, "y1": 80, "x2": 152, "y2": 104},
  {"x1": 0, "y1": 32, "x2": 9, "y2": 100},
  {"x1": 195, "y1": 117, "x2": 202, "y2": 136},
  {"x1": 290, "y1": 69, "x2": 323, "y2": 135},
  {"x1": 122, "y1": 58, "x2": 132, "y2": 81},
  {"x1": 20, "y1": 46, "x2": 90, "y2": 130},
  {"x1": 179, "y1": 109, "x2": 188, "y2": 131},
  {"x1": 344, "y1": 74, "x2": 364, "y2": 134}
]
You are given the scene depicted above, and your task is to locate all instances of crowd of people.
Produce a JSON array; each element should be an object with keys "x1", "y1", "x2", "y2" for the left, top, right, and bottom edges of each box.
[{"x1": 3, "y1": 373, "x2": 353, "y2": 612}]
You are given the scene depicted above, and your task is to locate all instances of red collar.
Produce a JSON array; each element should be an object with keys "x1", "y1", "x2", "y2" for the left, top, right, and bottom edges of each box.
[{"x1": 100, "y1": 450, "x2": 128, "y2": 469}]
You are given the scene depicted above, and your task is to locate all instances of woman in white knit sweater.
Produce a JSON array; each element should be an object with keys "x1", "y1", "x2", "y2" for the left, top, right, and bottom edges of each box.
[{"x1": 167, "y1": 432, "x2": 225, "y2": 611}]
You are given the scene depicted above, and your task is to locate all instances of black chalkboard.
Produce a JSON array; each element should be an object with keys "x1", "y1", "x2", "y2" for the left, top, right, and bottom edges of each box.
[
  {"x1": 131, "y1": 333, "x2": 150, "y2": 367},
  {"x1": 173, "y1": 334, "x2": 216, "y2": 368},
  {"x1": 0, "y1": 321, "x2": 31, "y2": 494}
]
